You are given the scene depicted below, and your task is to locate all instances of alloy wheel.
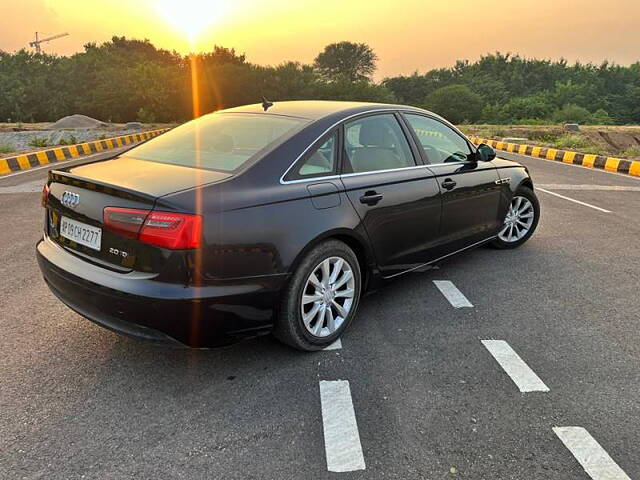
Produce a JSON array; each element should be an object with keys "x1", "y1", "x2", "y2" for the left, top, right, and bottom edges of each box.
[
  {"x1": 498, "y1": 195, "x2": 535, "y2": 243},
  {"x1": 300, "y1": 256, "x2": 355, "y2": 338}
]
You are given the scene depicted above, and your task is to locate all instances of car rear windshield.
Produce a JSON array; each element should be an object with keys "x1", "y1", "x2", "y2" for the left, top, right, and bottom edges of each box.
[{"x1": 127, "y1": 113, "x2": 306, "y2": 172}]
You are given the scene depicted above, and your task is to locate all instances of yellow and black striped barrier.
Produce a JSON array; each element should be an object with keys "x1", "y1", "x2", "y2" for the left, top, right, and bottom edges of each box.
[
  {"x1": 469, "y1": 136, "x2": 640, "y2": 178},
  {"x1": 0, "y1": 128, "x2": 171, "y2": 176},
  {"x1": 414, "y1": 128, "x2": 447, "y2": 140}
]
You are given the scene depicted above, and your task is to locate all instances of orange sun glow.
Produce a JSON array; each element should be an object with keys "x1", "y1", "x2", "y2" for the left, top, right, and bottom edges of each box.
[{"x1": 154, "y1": 0, "x2": 228, "y2": 43}]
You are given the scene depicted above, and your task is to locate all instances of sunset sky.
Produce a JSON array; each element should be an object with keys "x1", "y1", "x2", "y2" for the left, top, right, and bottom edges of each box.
[{"x1": 2, "y1": 0, "x2": 640, "y2": 79}]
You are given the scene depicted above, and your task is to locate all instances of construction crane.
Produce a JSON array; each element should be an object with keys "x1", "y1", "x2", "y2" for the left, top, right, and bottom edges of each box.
[{"x1": 29, "y1": 32, "x2": 69, "y2": 53}]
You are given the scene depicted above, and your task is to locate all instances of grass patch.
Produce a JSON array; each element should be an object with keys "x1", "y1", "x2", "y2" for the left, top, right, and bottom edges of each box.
[
  {"x1": 29, "y1": 137, "x2": 49, "y2": 148},
  {"x1": 527, "y1": 132, "x2": 561, "y2": 143},
  {"x1": 547, "y1": 134, "x2": 606, "y2": 155},
  {"x1": 460, "y1": 125, "x2": 507, "y2": 138},
  {"x1": 552, "y1": 134, "x2": 591, "y2": 150},
  {"x1": 0, "y1": 143, "x2": 15, "y2": 154},
  {"x1": 578, "y1": 145, "x2": 606, "y2": 156},
  {"x1": 58, "y1": 135, "x2": 78, "y2": 146},
  {"x1": 622, "y1": 145, "x2": 640, "y2": 158}
]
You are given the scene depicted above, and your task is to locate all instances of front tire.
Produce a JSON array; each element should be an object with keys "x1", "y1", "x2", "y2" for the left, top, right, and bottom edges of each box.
[
  {"x1": 491, "y1": 186, "x2": 540, "y2": 249},
  {"x1": 274, "y1": 240, "x2": 361, "y2": 351}
]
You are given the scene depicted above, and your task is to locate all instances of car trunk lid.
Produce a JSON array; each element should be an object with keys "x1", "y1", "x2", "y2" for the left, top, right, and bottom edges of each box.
[
  {"x1": 44, "y1": 156, "x2": 230, "y2": 273},
  {"x1": 66, "y1": 155, "x2": 231, "y2": 197}
]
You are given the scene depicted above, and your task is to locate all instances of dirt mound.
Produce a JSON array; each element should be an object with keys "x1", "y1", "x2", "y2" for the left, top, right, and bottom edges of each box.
[
  {"x1": 589, "y1": 130, "x2": 640, "y2": 151},
  {"x1": 50, "y1": 114, "x2": 107, "y2": 129}
]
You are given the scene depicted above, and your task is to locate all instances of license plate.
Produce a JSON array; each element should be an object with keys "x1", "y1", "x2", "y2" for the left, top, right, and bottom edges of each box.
[{"x1": 60, "y1": 216, "x2": 102, "y2": 251}]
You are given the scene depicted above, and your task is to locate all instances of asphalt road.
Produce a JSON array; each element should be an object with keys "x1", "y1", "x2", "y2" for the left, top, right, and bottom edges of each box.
[{"x1": 1, "y1": 150, "x2": 638, "y2": 479}]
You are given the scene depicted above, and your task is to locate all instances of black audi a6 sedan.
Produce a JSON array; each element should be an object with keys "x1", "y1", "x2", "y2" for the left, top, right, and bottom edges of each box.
[{"x1": 37, "y1": 101, "x2": 540, "y2": 350}]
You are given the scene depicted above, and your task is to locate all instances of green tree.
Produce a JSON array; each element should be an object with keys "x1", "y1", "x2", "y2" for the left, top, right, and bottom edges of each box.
[
  {"x1": 423, "y1": 85, "x2": 484, "y2": 124},
  {"x1": 480, "y1": 104, "x2": 505, "y2": 124},
  {"x1": 314, "y1": 42, "x2": 378, "y2": 82},
  {"x1": 382, "y1": 72, "x2": 431, "y2": 105},
  {"x1": 551, "y1": 80, "x2": 602, "y2": 110},
  {"x1": 469, "y1": 76, "x2": 509, "y2": 105},
  {"x1": 315, "y1": 79, "x2": 395, "y2": 103},
  {"x1": 201, "y1": 45, "x2": 246, "y2": 66},
  {"x1": 0, "y1": 50, "x2": 67, "y2": 121},
  {"x1": 590, "y1": 108, "x2": 614, "y2": 125},
  {"x1": 3, "y1": 39, "x2": 640, "y2": 125},
  {"x1": 552, "y1": 104, "x2": 592, "y2": 124},
  {"x1": 499, "y1": 93, "x2": 554, "y2": 123}
]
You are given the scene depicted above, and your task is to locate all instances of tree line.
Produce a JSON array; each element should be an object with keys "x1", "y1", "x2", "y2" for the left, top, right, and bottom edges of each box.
[{"x1": 1, "y1": 37, "x2": 639, "y2": 125}]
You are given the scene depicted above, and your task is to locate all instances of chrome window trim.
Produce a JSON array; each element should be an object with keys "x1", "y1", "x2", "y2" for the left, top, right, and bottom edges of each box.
[
  {"x1": 424, "y1": 161, "x2": 467, "y2": 168},
  {"x1": 281, "y1": 164, "x2": 435, "y2": 185},
  {"x1": 282, "y1": 174, "x2": 342, "y2": 185},
  {"x1": 279, "y1": 108, "x2": 422, "y2": 185},
  {"x1": 280, "y1": 161, "x2": 481, "y2": 185},
  {"x1": 280, "y1": 161, "x2": 474, "y2": 185}
]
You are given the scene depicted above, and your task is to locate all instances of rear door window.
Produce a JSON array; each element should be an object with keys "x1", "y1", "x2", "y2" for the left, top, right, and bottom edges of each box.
[{"x1": 287, "y1": 132, "x2": 338, "y2": 180}]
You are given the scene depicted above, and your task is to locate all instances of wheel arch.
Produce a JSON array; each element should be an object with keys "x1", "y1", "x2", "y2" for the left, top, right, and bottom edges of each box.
[
  {"x1": 288, "y1": 228, "x2": 375, "y2": 291},
  {"x1": 517, "y1": 177, "x2": 534, "y2": 191}
]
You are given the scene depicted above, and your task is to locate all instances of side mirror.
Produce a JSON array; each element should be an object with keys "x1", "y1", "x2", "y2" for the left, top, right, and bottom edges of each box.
[{"x1": 476, "y1": 143, "x2": 496, "y2": 162}]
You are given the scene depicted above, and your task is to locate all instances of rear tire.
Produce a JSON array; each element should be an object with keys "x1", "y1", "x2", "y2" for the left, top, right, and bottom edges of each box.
[
  {"x1": 274, "y1": 240, "x2": 361, "y2": 351},
  {"x1": 491, "y1": 186, "x2": 540, "y2": 249}
]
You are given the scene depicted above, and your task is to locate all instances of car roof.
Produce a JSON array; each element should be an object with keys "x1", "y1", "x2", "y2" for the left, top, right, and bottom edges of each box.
[{"x1": 219, "y1": 100, "x2": 431, "y2": 121}]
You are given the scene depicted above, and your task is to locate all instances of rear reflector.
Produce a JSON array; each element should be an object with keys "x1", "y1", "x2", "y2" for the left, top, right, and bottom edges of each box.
[
  {"x1": 41, "y1": 184, "x2": 50, "y2": 208},
  {"x1": 103, "y1": 207, "x2": 202, "y2": 249}
]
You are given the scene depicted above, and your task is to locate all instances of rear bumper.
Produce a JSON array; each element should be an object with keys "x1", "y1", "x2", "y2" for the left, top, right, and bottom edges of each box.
[{"x1": 36, "y1": 237, "x2": 288, "y2": 347}]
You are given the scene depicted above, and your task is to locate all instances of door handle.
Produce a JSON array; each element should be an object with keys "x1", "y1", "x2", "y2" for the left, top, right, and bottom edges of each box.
[
  {"x1": 441, "y1": 178, "x2": 457, "y2": 190},
  {"x1": 359, "y1": 191, "x2": 383, "y2": 206}
]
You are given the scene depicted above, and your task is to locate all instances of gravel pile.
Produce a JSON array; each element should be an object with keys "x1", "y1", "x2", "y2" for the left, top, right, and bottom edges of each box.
[
  {"x1": 0, "y1": 114, "x2": 153, "y2": 156},
  {"x1": 0, "y1": 129, "x2": 133, "y2": 154},
  {"x1": 49, "y1": 114, "x2": 107, "y2": 129}
]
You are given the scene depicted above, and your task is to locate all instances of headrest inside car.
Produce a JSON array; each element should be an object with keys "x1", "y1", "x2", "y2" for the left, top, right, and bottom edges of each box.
[{"x1": 359, "y1": 120, "x2": 394, "y2": 147}]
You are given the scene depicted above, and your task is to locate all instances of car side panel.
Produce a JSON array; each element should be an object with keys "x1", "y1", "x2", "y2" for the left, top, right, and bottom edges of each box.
[
  {"x1": 426, "y1": 161, "x2": 502, "y2": 253},
  {"x1": 197, "y1": 181, "x2": 369, "y2": 281},
  {"x1": 339, "y1": 168, "x2": 442, "y2": 277}
]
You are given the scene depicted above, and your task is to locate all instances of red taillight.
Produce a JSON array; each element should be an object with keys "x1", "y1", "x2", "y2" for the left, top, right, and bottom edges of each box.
[
  {"x1": 103, "y1": 207, "x2": 202, "y2": 249},
  {"x1": 139, "y1": 212, "x2": 202, "y2": 249},
  {"x1": 103, "y1": 207, "x2": 148, "y2": 239},
  {"x1": 41, "y1": 184, "x2": 50, "y2": 208}
]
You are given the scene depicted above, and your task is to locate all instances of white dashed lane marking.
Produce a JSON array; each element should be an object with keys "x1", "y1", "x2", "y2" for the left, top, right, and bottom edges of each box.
[
  {"x1": 537, "y1": 188, "x2": 612, "y2": 213},
  {"x1": 324, "y1": 338, "x2": 342, "y2": 351},
  {"x1": 481, "y1": 340, "x2": 549, "y2": 392},
  {"x1": 433, "y1": 280, "x2": 473, "y2": 308},
  {"x1": 319, "y1": 380, "x2": 365, "y2": 472},
  {"x1": 554, "y1": 427, "x2": 631, "y2": 480}
]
